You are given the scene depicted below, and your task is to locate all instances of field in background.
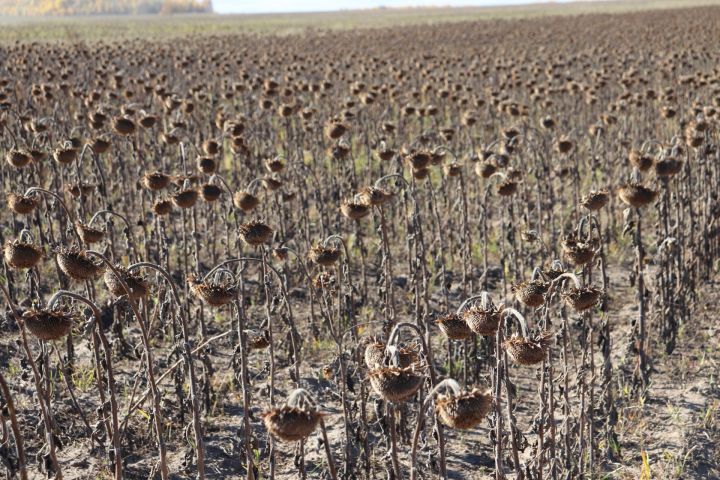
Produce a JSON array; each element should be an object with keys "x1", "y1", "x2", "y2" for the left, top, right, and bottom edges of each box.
[{"x1": 0, "y1": 0, "x2": 719, "y2": 42}]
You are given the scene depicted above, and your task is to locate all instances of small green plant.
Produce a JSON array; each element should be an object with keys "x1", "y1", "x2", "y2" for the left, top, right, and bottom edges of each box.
[{"x1": 71, "y1": 364, "x2": 96, "y2": 393}]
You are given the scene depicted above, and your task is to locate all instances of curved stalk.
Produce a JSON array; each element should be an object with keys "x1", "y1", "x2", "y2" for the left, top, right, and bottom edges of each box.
[
  {"x1": 245, "y1": 177, "x2": 264, "y2": 193},
  {"x1": 0, "y1": 370, "x2": 27, "y2": 480},
  {"x1": 85, "y1": 251, "x2": 170, "y2": 480},
  {"x1": 384, "y1": 321, "x2": 447, "y2": 478},
  {"x1": 205, "y1": 257, "x2": 301, "y2": 383},
  {"x1": 208, "y1": 174, "x2": 237, "y2": 209},
  {"x1": 207, "y1": 267, "x2": 236, "y2": 284},
  {"x1": 577, "y1": 214, "x2": 602, "y2": 244},
  {"x1": 88, "y1": 210, "x2": 132, "y2": 232},
  {"x1": 280, "y1": 246, "x2": 318, "y2": 327},
  {"x1": 319, "y1": 418, "x2": 338, "y2": 480},
  {"x1": 18, "y1": 228, "x2": 34, "y2": 243},
  {"x1": 47, "y1": 290, "x2": 122, "y2": 480},
  {"x1": 410, "y1": 378, "x2": 462, "y2": 480},
  {"x1": 126, "y1": 261, "x2": 206, "y2": 480},
  {"x1": 531, "y1": 266, "x2": 547, "y2": 282},
  {"x1": 0, "y1": 281, "x2": 62, "y2": 479},
  {"x1": 552, "y1": 272, "x2": 583, "y2": 290},
  {"x1": 374, "y1": 173, "x2": 410, "y2": 190},
  {"x1": 25, "y1": 187, "x2": 83, "y2": 244},
  {"x1": 456, "y1": 292, "x2": 491, "y2": 315},
  {"x1": 88, "y1": 209, "x2": 138, "y2": 259},
  {"x1": 502, "y1": 308, "x2": 529, "y2": 338}
]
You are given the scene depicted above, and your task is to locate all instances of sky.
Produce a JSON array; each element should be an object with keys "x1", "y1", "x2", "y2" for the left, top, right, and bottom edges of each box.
[{"x1": 212, "y1": 0, "x2": 581, "y2": 14}]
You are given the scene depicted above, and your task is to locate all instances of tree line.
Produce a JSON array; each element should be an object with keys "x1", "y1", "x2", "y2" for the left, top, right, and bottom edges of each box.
[{"x1": 0, "y1": 0, "x2": 213, "y2": 16}]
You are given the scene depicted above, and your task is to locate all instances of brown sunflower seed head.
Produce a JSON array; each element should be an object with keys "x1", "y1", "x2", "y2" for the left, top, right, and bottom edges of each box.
[
  {"x1": 405, "y1": 150, "x2": 431, "y2": 170},
  {"x1": 475, "y1": 160, "x2": 498, "y2": 179},
  {"x1": 364, "y1": 341, "x2": 418, "y2": 369},
  {"x1": 56, "y1": 246, "x2": 104, "y2": 281},
  {"x1": 368, "y1": 366, "x2": 425, "y2": 402},
  {"x1": 262, "y1": 176, "x2": 283, "y2": 191},
  {"x1": 503, "y1": 331, "x2": 554, "y2": 365},
  {"x1": 562, "y1": 286, "x2": 602, "y2": 312},
  {"x1": 358, "y1": 186, "x2": 392, "y2": 206},
  {"x1": 262, "y1": 406, "x2": 322, "y2": 442},
  {"x1": 655, "y1": 157, "x2": 683, "y2": 177},
  {"x1": 53, "y1": 147, "x2": 78, "y2": 165},
  {"x1": 152, "y1": 199, "x2": 173, "y2": 215},
  {"x1": 90, "y1": 137, "x2": 111, "y2": 155},
  {"x1": 561, "y1": 237, "x2": 596, "y2": 266},
  {"x1": 113, "y1": 116, "x2": 136, "y2": 136},
  {"x1": 436, "y1": 312, "x2": 473, "y2": 340},
  {"x1": 188, "y1": 275, "x2": 237, "y2": 306},
  {"x1": 6, "y1": 149, "x2": 32, "y2": 168},
  {"x1": 497, "y1": 179, "x2": 518, "y2": 196},
  {"x1": 142, "y1": 172, "x2": 172, "y2": 192},
  {"x1": 462, "y1": 305, "x2": 501, "y2": 336},
  {"x1": 200, "y1": 184, "x2": 223, "y2": 202},
  {"x1": 618, "y1": 183, "x2": 658, "y2": 208},
  {"x1": 628, "y1": 149, "x2": 654, "y2": 171},
  {"x1": 324, "y1": 119, "x2": 348, "y2": 140},
  {"x1": 238, "y1": 220, "x2": 273, "y2": 246},
  {"x1": 196, "y1": 156, "x2": 217, "y2": 174},
  {"x1": 309, "y1": 244, "x2": 341, "y2": 266},
  {"x1": 340, "y1": 200, "x2": 370, "y2": 220},
  {"x1": 4, "y1": 240, "x2": 43, "y2": 269},
  {"x1": 436, "y1": 388, "x2": 492, "y2": 429},
  {"x1": 172, "y1": 188, "x2": 199, "y2": 209},
  {"x1": 75, "y1": 222, "x2": 105, "y2": 244},
  {"x1": 580, "y1": 190, "x2": 610, "y2": 211},
  {"x1": 23, "y1": 308, "x2": 74, "y2": 341},
  {"x1": 265, "y1": 157, "x2": 285, "y2": 173},
  {"x1": 234, "y1": 190, "x2": 260, "y2": 211},
  {"x1": 104, "y1": 265, "x2": 150, "y2": 300},
  {"x1": 7, "y1": 193, "x2": 38, "y2": 215},
  {"x1": 513, "y1": 280, "x2": 548, "y2": 308}
]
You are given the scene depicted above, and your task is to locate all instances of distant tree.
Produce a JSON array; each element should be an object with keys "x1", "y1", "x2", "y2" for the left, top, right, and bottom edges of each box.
[{"x1": 0, "y1": 0, "x2": 213, "y2": 16}]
